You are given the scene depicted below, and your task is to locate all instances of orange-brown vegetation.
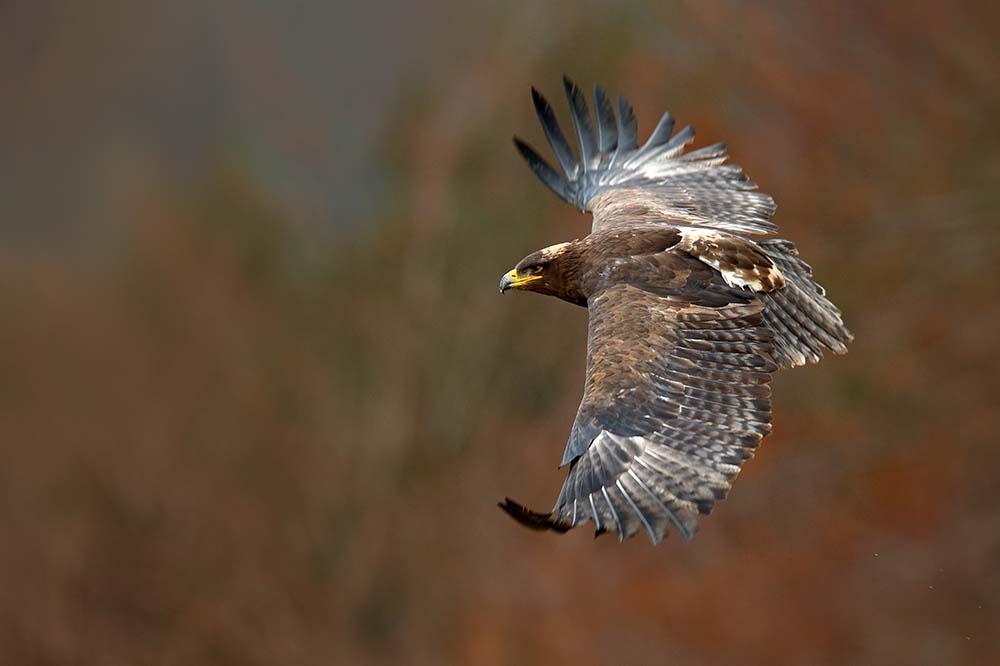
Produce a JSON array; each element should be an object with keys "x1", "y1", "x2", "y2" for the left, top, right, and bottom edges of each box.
[{"x1": 1, "y1": 2, "x2": 998, "y2": 664}]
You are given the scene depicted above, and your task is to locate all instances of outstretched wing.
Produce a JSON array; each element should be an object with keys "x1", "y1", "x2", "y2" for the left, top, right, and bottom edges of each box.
[
  {"x1": 501, "y1": 282, "x2": 778, "y2": 543},
  {"x1": 513, "y1": 77, "x2": 776, "y2": 236}
]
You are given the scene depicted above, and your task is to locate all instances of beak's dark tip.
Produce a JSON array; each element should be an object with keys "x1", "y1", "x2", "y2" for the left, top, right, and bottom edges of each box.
[{"x1": 499, "y1": 273, "x2": 513, "y2": 294}]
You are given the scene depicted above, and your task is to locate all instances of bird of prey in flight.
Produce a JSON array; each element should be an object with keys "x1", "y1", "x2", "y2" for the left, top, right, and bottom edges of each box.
[{"x1": 498, "y1": 77, "x2": 852, "y2": 543}]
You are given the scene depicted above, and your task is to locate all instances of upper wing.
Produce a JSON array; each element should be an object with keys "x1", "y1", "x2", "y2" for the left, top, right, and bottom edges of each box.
[
  {"x1": 501, "y1": 282, "x2": 778, "y2": 543},
  {"x1": 513, "y1": 77, "x2": 777, "y2": 236}
]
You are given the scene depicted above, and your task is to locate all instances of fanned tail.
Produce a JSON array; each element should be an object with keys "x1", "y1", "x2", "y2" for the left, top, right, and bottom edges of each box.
[{"x1": 759, "y1": 239, "x2": 853, "y2": 368}]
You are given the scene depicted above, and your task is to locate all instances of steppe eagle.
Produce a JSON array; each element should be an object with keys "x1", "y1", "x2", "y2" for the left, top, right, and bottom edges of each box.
[{"x1": 498, "y1": 77, "x2": 852, "y2": 543}]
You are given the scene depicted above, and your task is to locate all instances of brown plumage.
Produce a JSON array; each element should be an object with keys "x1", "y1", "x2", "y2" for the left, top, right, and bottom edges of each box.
[{"x1": 499, "y1": 79, "x2": 853, "y2": 543}]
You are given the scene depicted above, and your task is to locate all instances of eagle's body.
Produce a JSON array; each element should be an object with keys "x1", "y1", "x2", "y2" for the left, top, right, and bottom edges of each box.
[{"x1": 499, "y1": 79, "x2": 852, "y2": 543}]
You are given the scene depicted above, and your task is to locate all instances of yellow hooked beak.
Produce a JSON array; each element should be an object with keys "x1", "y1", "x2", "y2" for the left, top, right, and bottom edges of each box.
[{"x1": 499, "y1": 269, "x2": 542, "y2": 293}]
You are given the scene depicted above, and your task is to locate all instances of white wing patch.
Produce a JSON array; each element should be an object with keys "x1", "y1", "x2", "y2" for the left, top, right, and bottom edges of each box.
[{"x1": 677, "y1": 227, "x2": 785, "y2": 293}]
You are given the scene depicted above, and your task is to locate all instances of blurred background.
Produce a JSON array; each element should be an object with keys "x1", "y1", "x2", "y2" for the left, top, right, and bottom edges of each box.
[{"x1": 2, "y1": 1, "x2": 999, "y2": 664}]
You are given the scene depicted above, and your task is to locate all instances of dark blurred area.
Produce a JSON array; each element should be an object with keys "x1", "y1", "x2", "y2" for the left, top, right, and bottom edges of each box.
[{"x1": 2, "y1": 1, "x2": 999, "y2": 664}]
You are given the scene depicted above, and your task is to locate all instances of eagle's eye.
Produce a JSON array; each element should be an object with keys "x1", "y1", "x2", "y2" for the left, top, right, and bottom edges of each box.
[{"x1": 520, "y1": 263, "x2": 545, "y2": 276}]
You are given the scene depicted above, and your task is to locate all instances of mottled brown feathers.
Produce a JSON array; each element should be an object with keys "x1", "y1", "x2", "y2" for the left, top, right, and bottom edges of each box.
[{"x1": 676, "y1": 228, "x2": 786, "y2": 293}]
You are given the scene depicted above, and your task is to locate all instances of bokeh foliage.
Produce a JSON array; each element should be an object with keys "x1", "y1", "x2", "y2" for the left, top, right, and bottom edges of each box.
[{"x1": 1, "y1": 2, "x2": 999, "y2": 664}]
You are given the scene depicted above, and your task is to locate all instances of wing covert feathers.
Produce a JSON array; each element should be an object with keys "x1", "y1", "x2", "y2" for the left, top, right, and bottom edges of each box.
[
  {"x1": 515, "y1": 78, "x2": 777, "y2": 236},
  {"x1": 678, "y1": 228, "x2": 785, "y2": 293}
]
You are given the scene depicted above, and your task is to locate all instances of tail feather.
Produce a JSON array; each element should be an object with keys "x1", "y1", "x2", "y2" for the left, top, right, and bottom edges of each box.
[{"x1": 759, "y1": 239, "x2": 853, "y2": 368}]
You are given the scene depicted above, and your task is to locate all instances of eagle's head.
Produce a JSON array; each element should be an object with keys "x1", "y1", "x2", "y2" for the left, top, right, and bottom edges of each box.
[{"x1": 499, "y1": 241, "x2": 585, "y2": 306}]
